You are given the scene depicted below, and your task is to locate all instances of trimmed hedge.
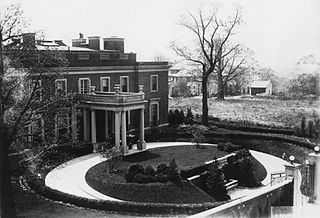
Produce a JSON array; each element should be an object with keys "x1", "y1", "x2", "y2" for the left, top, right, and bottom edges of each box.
[
  {"x1": 205, "y1": 130, "x2": 317, "y2": 150},
  {"x1": 25, "y1": 174, "x2": 224, "y2": 215},
  {"x1": 208, "y1": 118, "x2": 296, "y2": 135}
]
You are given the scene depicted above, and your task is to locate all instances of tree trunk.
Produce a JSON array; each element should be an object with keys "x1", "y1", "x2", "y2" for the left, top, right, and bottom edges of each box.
[
  {"x1": 216, "y1": 71, "x2": 225, "y2": 100},
  {"x1": 1, "y1": 31, "x2": 17, "y2": 217},
  {"x1": 201, "y1": 76, "x2": 209, "y2": 126}
]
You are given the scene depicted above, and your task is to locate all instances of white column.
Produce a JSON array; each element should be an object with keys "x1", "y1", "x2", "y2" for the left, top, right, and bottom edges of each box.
[
  {"x1": 137, "y1": 108, "x2": 146, "y2": 150},
  {"x1": 91, "y1": 109, "x2": 96, "y2": 143},
  {"x1": 83, "y1": 109, "x2": 89, "y2": 141},
  {"x1": 309, "y1": 152, "x2": 320, "y2": 205},
  {"x1": 105, "y1": 110, "x2": 109, "y2": 139},
  {"x1": 114, "y1": 111, "x2": 121, "y2": 148},
  {"x1": 121, "y1": 111, "x2": 128, "y2": 154},
  {"x1": 285, "y1": 162, "x2": 302, "y2": 207}
]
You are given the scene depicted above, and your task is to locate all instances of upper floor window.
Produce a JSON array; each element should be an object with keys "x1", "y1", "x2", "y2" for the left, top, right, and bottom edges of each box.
[
  {"x1": 78, "y1": 78, "x2": 91, "y2": 94},
  {"x1": 78, "y1": 53, "x2": 89, "y2": 60},
  {"x1": 55, "y1": 79, "x2": 67, "y2": 96},
  {"x1": 32, "y1": 79, "x2": 42, "y2": 100},
  {"x1": 120, "y1": 76, "x2": 129, "y2": 92},
  {"x1": 100, "y1": 53, "x2": 110, "y2": 60},
  {"x1": 100, "y1": 77, "x2": 110, "y2": 92},
  {"x1": 119, "y1": 54, "x2": 128, "y2": 60},
  {"x1": 150, "y1": 75, "x2": 158, "y2": 92}
]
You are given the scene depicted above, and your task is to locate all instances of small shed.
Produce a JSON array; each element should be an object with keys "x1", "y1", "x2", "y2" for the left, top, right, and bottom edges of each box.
[{"x1": 250, "y1": 80, "x2": 272, "y2": 95}]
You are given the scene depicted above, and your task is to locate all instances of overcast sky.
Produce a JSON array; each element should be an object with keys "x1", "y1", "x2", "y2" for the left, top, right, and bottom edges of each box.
[{"x1": 1, "y1": 0, "x2": 320, "y2": 77}]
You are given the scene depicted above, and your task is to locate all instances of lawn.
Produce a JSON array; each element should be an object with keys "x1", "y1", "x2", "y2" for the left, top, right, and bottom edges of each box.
[
  {"x1": 170, "y1": 97, "x2": 320, "y2": 128},
  {"x1": 86, "y1": 145, "x2": 266, "y2": 204}
]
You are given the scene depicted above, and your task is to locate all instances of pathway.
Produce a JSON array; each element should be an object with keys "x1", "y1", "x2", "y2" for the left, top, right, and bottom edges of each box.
[{"x1": 45, "y1": 142, "x2": 290, "y2": 201}]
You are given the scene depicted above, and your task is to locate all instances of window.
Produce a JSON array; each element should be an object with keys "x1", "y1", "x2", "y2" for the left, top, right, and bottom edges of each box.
[
  {"x1": 78, "y1": 53, "x2": 89, "y2": 60},
  {"x1": 55, "y1": 79, "x2": 67, "y2": 96},
  {"x1": 79, "y1": 78, "x2": 91, "y2": 94},
  {"x1": 100, "y1": 53, "x2": 110, "y2": 60},
  {"x1": 28, "y1": 113, "x2": 44, "y2": 143},
  {"x1": 150, "y1": 75, "x2": 158, "y2": 92},
  {"x1": 55, "y1": 111, "x2": 70, "y2": 138},
  {"x1": 120, "y1": 76, "x2": 129, "y2": 92},
  {"x1": 32, "y1": 79, "x2": 42, "y2": 100},
  {"x1": 119, "y1": 54, "x2": 128, "y2": 60},
  {"x1": 150, "y1": 101, "x2": 159, "y2": 127},
  {"x1": 100, "y1": 77, "x2": 110, "y2": 92}
]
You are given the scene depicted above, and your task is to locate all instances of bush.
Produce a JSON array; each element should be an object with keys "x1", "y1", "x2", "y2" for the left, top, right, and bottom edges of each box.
[
  {"x1": 157, "y1": 163, "x2": 169, "y2": 175},
  {"x1": 185, "y1": 108, "x2": 194, "y2": 125},
  {"x1": 217, "y1": 142, "x2": 241, "y2": 152},
  {"x1": 168, "y1": 159, "x2": 182, "y2": 187},
  {"x1": 145, "y1": 165, "x2": 156, "y2": 176}
]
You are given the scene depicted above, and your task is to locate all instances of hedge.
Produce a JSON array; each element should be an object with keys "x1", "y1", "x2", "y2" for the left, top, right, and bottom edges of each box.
[
  {"x1": 25, "y1": 173, "x2": 224, "y2": 215},
  {"x1": 208, "y1": 119, "x2": 296, "y2": 136}
]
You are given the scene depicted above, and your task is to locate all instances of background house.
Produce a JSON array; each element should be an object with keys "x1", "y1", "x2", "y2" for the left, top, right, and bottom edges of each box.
[{"x1": 250, "y1": 80, "x2": 273, "y2": 95}]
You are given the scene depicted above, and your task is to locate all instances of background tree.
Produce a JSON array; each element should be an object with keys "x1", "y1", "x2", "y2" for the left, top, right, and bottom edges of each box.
[
  {"x1": 287, "y1": 73, "x2": 320, "y2": 99},
  {"x1": 215, "y1": 44, "x2": 252, "y2": 99},
  {"x1": 171, "y1": 8, "x2": 242, "y2": 125}
]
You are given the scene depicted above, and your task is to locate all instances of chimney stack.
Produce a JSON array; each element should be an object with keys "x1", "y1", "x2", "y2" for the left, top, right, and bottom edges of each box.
[
  {"x1": 72, "y1": 33, "x2": 87, "y2": 47},
  {"x1": 103, "y1": 37, "x2": 124, "y2": 53},
  {"x1": 22, "y1": 33, "x2": 36, "y2": 48},
  {"x1": 88, "y1": 36, "x2": 100, "y2": 50}
]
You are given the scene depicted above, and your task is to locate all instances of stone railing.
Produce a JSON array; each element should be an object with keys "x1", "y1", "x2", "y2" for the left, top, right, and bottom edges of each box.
[{"x1": 75, "y1": 91, "x2": 145, "y2": 104}]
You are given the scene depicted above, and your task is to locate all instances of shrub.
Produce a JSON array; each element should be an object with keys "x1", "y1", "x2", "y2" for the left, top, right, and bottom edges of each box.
[
  {"x1": 185, "y1": 108, "x2": 194, "y2": 125},
  {"x1": 157, "y1": 163, "x2": 169, "y2": 175},
  {"x1": 206, "y1": 160, "x2": 230, "y2": 201},
  {"x1": 125, "y1": 164, "x2": 145, "y2": 182},
  {"x1": 145, "y1": 165, "x2": 156, "y2": 176},
  {"x1": 155, "y1": 173, "x2": 168, "y2": 183},
  {"x1": 217, "y1": 142, "x2": 241, "y2": 152},
  {"x1": 301, "y1": 116, "x2": 306, "y2": 137},
  {"x1": 190, "y1": 125, "x2": 208, "y2": 148},
  {"x1": 168, "y1": 159, "x2": 182, "y2": 187}
]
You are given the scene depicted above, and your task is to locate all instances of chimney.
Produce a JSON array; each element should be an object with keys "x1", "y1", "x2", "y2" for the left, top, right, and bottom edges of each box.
[
  {"x1": 103, "y1": 37, "x2": 124, "y2": 53},
  {"x1": 22, "y1": 33, "x2": 36, "y2": 48},
  {"x1": 88, "y1": 36, "x2": 100, "y2": 50},
  {"x1": 72, "y1": 33, "x2": 87, "y2": 47}
]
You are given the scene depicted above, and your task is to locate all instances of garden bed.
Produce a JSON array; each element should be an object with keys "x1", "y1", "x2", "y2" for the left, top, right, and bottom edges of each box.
[{"x1": 86, "y1": 145, "x2": 266, "y2": 203}]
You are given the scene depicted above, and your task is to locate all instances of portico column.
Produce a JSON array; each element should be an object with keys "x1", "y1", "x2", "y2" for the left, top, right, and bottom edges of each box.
[
  {"x1": 83, "y1": 109, "x2": 89, "y2": 141},
  {"x1": 121, "y1": 111, "x2": 128, "y2": 154},
  {"x1": 114, "y1": 111, "x2": 121, "y2": 148},
  {"x1": 137, "y1": 108, "x2": 146, "y2": 150},
  {"x1": 309, "y1": 149, "x2": 320, "y2": 205},
  {"x1": 105, "y1": 110, "x2": 109, "y2": 139},
  {"x1": 91, "y1": 109, "x2": 98, "y2": 152}
]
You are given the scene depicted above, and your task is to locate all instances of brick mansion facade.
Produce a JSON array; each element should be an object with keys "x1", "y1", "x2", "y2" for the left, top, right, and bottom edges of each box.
[{"x1": 23, "y1": 33, "x2": 170, "y2": 154}]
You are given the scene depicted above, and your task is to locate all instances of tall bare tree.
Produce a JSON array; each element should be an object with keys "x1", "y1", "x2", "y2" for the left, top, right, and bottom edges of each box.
[
  {"x1": 1, "y1": 5, "x2": 72, "y2": 217},
  {"x1": 171, "y1": 8, "x2": 242, "y2": 125}
]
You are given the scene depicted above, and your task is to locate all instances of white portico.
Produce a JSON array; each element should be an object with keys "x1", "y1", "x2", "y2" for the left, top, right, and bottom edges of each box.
[{"x1": 75, "y1": 85, "x2": 147, "y2": 154}]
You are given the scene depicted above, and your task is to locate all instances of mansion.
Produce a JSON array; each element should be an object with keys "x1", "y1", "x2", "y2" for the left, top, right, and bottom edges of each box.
[{"x1": 22, "y1": 33, "x2": 170, "y2": 154}]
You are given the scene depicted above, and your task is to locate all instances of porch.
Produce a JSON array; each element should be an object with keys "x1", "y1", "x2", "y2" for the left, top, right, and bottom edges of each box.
[{"x1": 75, "y1": 85, "x2": 147, "y2": 155}]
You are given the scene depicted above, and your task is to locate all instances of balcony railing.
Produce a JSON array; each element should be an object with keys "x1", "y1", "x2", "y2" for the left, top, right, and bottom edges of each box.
[{"x1": 75, "y1": 91, "x2": 145, "y2": 104}]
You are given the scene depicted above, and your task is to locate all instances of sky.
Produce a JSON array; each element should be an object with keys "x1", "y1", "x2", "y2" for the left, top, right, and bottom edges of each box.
[{"x1": 1, "y1": 0, "x2": 320, "y2": 77}]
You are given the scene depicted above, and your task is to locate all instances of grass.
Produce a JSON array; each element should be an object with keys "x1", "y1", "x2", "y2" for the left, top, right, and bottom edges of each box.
[
  {"x1": 86, "y1": 145, "x2": 266, "y2": 204},
  {"x1": 170, "y1": 97, "x2": 320, "y2": 128}
]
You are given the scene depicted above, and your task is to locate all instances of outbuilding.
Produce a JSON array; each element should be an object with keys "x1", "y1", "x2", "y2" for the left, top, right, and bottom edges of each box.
[{"x1": 250, "y1": 80, "x2": 272, "y2": 95}]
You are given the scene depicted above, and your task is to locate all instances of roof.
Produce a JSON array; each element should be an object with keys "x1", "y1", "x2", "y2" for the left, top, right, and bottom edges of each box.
[
  {"x1": 250, "y1": 80, "x2": 271, "y2": 88},
  {"x1": 169, "y1": 69, "x2": 193, "y2": 77}
]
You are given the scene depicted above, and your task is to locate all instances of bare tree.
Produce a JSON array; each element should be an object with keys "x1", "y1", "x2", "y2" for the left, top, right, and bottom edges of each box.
[
  {"x1": 215, "y1": 44, "x2": 252, "y2": 99},
  {"x1": 171, "y1": 8, "x2": 242, "y2": 125},
  {"x1": 1, "y1": 4, "x2": 73, "y2": 217}
]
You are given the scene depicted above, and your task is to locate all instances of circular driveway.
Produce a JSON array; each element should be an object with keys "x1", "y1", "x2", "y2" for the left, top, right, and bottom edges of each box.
[{"x1": 45, "y1": 142, "x2": 289, "y2": 201}]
